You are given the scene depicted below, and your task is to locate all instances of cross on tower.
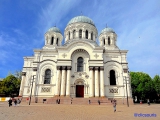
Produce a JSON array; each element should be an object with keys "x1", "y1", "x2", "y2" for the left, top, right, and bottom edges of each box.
[
  {"x1": 94, "y1": 53, "x2": 99, "y2": 59},
  {"x1": 62, "y1": 53, "x2": 67, "y2": 58}
]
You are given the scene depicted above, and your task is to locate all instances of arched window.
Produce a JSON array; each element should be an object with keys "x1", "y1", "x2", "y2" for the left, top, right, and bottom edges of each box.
[
  {"x1": 85, "y1": 30, "x2": 88, "y2": 39},
  {"x1": 108, "y1": 37, "x2": 110, "y2": 45},
  {"x1": 44, "y1": 69, "x2": 51, "y2": 84},
  {"x1": 56, "y1": 38, "x2": 58, "y2": 46},
  {"x1": 110, "y1": 70, "x2": 116, "y2": 85},
  {"x1": 51, "y1": 37, "x2": 54, "y2": 45},
  {"x1": 79, "y1": 29, "x2": 82, "y2": 38},
  {"x1": 77, "y1": 57, "x2": 83, "y2": 72},
  {"x1": 73, "y1": 30, "x2": 76, "y2": 39},
  {"x1": 91, "y1": 32, "x2": 93, "y2": 40},
  {"x1": 68, "y1": 32, "x2": 70, "y2": 40},
  {"x1": 103, "y1": 39, "x2": 105, "y2": 45}
]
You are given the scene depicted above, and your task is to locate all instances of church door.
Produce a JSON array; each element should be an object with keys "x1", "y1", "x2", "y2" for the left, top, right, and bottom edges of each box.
[{"x1": 76, "y1": 85, "x2": 84, "y2": 97}]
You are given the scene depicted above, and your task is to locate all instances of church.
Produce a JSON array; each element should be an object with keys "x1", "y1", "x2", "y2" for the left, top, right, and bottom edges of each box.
[{"x1": 19, "y1": 15, "x2": 132, "y2": 103}]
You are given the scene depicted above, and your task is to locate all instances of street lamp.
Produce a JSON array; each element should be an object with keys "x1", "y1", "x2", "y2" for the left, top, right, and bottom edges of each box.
[
  {"x1": 124, "y1": 76, "x2": 129, "y2": 107},
  {"x1": 29, "y1": 75, "x2": 35, "y2": 105}
]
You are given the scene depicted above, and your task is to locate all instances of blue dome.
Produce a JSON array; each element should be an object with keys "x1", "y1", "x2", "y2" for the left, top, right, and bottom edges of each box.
[
  {"x1": 48, "y1": 27, "x2": 61, "y2": 33},
  {"x1": 67, "y1": 16, "x2": 95, "y2": 26},
  {"x1": 100, "y1": 27, "x2": 115, "y2": 34}
]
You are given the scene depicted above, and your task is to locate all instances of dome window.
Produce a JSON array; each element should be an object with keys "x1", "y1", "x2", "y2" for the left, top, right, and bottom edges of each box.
[
  {"x1": 73, "y1": 30, "x2": 76, "y2": 39},
  {"x1": 108, "y1": 37, "x2": 110, "y2": 45},
  {"x1": 68, "y1": 32, "x2": 70, "y2": 40},
  {"x1": 103, "y1": 39, "x2": 105, "y2": 45},
  {"x1": 56, "y1": 38, "x2": 58, "y2": 46},
  {"x1": 51, "y1": 37, "x2": 54, "y2": 45},
  {"x1": 79, "y1": 29, "x2": 82, "y2": 39},
  {"x1": 85, "y1": 30, "x2": 88, "y2": 39}
]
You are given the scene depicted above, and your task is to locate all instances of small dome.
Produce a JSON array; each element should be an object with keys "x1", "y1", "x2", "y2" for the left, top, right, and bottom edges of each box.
[
  {"x1": 48, "y1": 27, "x2": 61, "y2": 33},
  {"x1": 100, "y1": 27, "x2": 115, "y2": 35},
  {"x1": 67, "y1": 16, "x2": 95, "y2": 26}
]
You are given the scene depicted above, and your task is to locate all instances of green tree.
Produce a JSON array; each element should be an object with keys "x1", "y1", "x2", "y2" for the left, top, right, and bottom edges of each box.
[
  {"x1": 130, "y1": 72, "x2": 156, "y2": 101},
  {"x1": 153, "y1": 75, "x2": 160, "y2": 97},
  {"x1": 0, "y1": 75, "x2": 21, "y2": 97}
]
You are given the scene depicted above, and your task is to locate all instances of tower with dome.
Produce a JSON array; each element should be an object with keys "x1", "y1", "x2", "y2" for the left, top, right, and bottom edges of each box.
[{"x1": 19, "y1": 15, "x2": 132, "y2": 104}]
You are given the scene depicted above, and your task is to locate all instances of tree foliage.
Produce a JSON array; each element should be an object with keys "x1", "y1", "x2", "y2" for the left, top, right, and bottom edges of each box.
[
  {"x1": 130, "y1": 72, "x2": 160, "y2": 102},
  {"x1": 0, "y1": 74, "x2": 21, "y2": 97}
]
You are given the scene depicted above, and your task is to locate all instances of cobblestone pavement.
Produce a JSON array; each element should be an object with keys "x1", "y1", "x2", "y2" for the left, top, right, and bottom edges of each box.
[{"x1": 0, "y1": 102, "x2": 159, "y2": 120}]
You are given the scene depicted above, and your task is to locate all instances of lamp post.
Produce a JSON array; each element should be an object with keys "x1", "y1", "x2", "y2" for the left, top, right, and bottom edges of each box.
[
  {"x1": 29, "y1": 75, "x2": 35, "y2": 105},
  {"x1": 124, "y1": 76, "x2": 129, "y2": 107}
]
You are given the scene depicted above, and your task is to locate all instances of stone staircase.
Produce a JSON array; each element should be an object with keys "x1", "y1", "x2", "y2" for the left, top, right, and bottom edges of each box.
[{"x1": 44, "y1": 97, "x2": 112, "y2": 105}]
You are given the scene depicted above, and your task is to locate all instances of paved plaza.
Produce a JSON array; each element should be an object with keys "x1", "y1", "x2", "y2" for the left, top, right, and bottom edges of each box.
[{"x1": 0, "y1": 102, "x2": 160, "y2": 120}]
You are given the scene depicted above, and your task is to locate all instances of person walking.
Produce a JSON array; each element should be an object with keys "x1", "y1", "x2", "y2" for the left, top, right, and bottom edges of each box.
[
  {"x1": 8, "y1": 98, "x2": 12, "y2": 107},
  {"x1": 98, "y1": 100, "x2": 100, "y2": 105},
  {"x1": 147, "y1": 99, "x2": 150, "y2": 106},
  {"x1": 112, "y1": 99, "x2": 117, "y2": 112},
  {"x1": 14, "y1": 99, "x2": 17, "y2": 106}
]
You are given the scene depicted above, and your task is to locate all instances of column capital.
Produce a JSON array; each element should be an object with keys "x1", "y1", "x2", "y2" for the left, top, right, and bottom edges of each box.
[
  {"x1": 62, "y1": 66, "x2": 66, "y2": 70},
  {"x1": 22, "y1": 72, "x2": 26, "y2": 76},
  {"x1": 89, "y1": 67, "x2": 94, "y2": 70},
  {"x1": 100, "y1": 67, "x2": 104, "y2": 70},
  {"x1": 94, "y1": 67, "x2": 99, "y2": 70},
  {"x1": 67, "y1": 66, "x2": 72, "y2": 70},
  {"x1": 57, "y1": 66, "x2": 61, "y2": 70}
]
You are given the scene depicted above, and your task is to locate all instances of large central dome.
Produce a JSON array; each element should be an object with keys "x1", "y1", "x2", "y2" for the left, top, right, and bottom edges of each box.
[{"x1": 67, "y1": 16, "x2": 95, "y2": 26}]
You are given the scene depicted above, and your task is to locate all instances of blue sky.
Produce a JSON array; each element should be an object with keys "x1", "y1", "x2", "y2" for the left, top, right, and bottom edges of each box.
[{"x1": 0, "y1": 0, "x2": 160, "y2": 78}]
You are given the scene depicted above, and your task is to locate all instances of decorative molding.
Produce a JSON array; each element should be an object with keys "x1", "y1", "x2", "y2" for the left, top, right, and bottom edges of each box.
[
  {"x1": 71, "y1": 75, "x2": 75, "y2": 78},
  {"x1": 109, "y1": 89, "x2": 118, "y2": 93},
  {"x1": 94, "y1": 53, "x2": 99, "y2": 59},
  {"x1": 41, "y1": 87, "x2": 51, "y2": 92},
  {"x1": 62, "y1": 53, "x2": 67, "y2": 58}
]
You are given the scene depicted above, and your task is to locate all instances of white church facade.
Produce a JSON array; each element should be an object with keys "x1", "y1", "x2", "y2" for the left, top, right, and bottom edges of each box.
[{"x1": 19, "y1": 16, "x2": 132, "y2": 101}]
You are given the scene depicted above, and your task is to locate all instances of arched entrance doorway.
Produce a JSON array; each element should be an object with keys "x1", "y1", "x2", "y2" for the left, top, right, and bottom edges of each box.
[{"x1": 75, "y1": 79, "x2": 84, "y2": 97}]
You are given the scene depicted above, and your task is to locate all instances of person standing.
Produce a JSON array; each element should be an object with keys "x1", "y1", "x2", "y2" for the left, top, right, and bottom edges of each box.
[
  {"x1": 88, "y1": 100, "x2": 91, "y2": 105},
  {"x1": 8, "y1": 98, "x2": 12, "y2": 107},
  {"x1": 17, "y1": 98, "x2": 21, "y2": 106},
  {"x1": 112, "y1": 99, "x2": 117, "y2": 112}
]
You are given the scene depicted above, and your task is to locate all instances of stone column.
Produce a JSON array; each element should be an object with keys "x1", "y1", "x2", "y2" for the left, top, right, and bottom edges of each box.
[
  {"x1": 19, "y1": 72, "x2": 26, "y2": 96},
  {"x1": 55, "y1": 66, "x2": 61, "y2": 96},
  {"x1": 76, "y1": 30, "x2": 78, "y2": 38},
  {"x1": 93, "y1": 34, "x2": 95, "y2": 41},
  {"x1": 71, "y1": 32, "x2": 73, "y2": 39},
  {"x1": 88, "y1": 32, "x2": 91, "y2": 40},
  {"x1": 82, "y1": 30, "x2": 85, "y2": 39},
  {"x1": 89, "y1": 67, "x2": 94, "y2": 97},
  {"x1": 66, "y1": 66, "x2": 71, "y2": 97},
  {"x1": 95, "y1": 67, "x2": 99, "y2": 97},
  {"x1": 100, "y1": 67, "x2": 105, "y2": 97},
  {"x1": 53, "y1": 37, "x2": 56, "y2": 45},
  {"x1": 60, "y1": 66, "x2": 66, "y2": 96}
]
